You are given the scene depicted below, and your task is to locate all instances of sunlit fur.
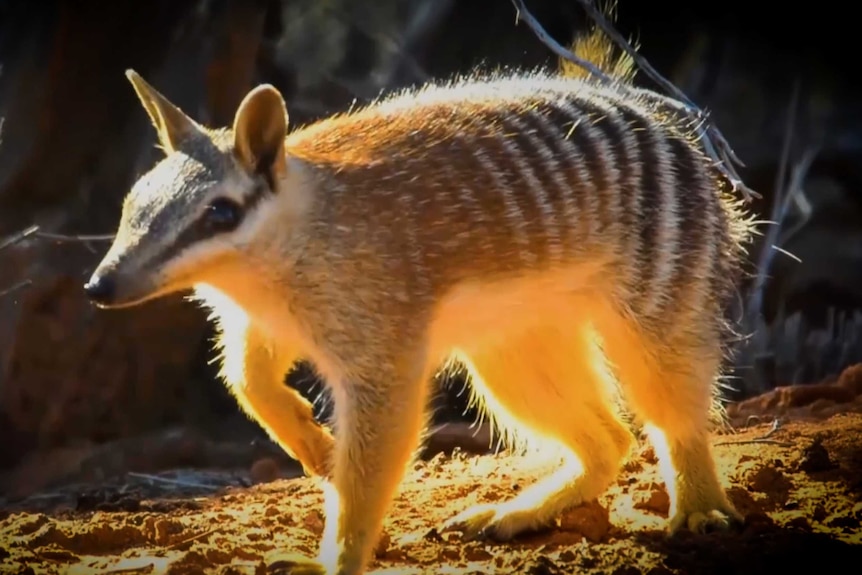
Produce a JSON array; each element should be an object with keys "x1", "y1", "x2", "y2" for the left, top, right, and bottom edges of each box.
[{"x1": 89, "y1": 24, "x2": 755, "y2": 575}]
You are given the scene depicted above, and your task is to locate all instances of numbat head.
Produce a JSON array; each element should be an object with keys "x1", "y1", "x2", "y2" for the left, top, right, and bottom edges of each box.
[
  {"x1": 87, "y1": 27, "x2": 754, "y2": 575},
  {"x1": 84, "y1": 70, "x2": 305, "y2": 308}
]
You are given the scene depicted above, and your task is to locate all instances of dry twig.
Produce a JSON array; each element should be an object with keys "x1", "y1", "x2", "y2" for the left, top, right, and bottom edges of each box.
[
  {"x1": 127, "y1": 471, "x2": 218, "y2": 491},
  {"x1": 509, "y1": 0, "x2": 758, "y2": 202},
  {"x1": 715, "y1": 418, "x2": 794, "y2": 447},
  {"x1": 0, "y1": 226, "x2": 38, "y2": 297},
  {"x1": 166, "y1": 528, "x2": 219, "y2": 550},
  {"x1": 35, "y1": 231, "x2": 115, "y2": 242},
  {"x1": 0, "y1": 279, "x2": 31, "y2": 298},
  {"x1": 0, "y1": 224, "x2": 114, "y2": 250},
  {"x1": 0, "y1": 224, "x2": 39, "y2": 252},
  {"x1": 106, "y1": 566, "x2": 155, "y2": 575},
  {"x1": 0, "y1": 225, "x2": 114, "y2": 297}
]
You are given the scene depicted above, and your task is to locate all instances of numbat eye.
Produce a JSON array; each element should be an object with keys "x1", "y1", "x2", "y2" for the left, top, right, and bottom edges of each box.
[{"x1": 204, "y1": 198, "x2": 243, "y2": 232}]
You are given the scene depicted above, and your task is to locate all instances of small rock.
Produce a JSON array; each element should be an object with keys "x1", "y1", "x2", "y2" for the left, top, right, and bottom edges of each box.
[
  {"x1": 14, "y1": 513, "x2": 50, "y2": 536},
  {"x1": 785, "y1": 516, "x2": 811, "y2": 531},
  {"x1": 799, "y1": 438, "x2": 836, "y2": 474},
  {"x1": 558, "y1": 549, "x2": 577, "y2": 562},
  {"x1": 725, "y1": 486, "x2": 759, "y2": 516},
  {"x1": 463, "y1": 545, "x2": 493, "y2": 561},
  {"x1": 302, "y1": 510, "x2": 324, "y2": 534},
  {"x1": 633, "y1": 482, "x2": 670, "y2": 516},
  {"x1": 205, "y1": 548, "x2": 233, "y2": 565},
  {"x1": 837, "y1": 363, "x2": 862, "y2": 395},
  {"x1": 143, "y1": 516, "x2": 173, "y2": 545},
  {"x1": 250, "y1": 457, "x2": 281, "y2": 484},
  {"x1": 827, "y1": 515, "x2": 860, "y2": 530},
  {"x1": 559, "y1": 500, "x2": 611, "y2": 542},
  {"x1": 438, "y1": 547, "x2": 460, "y2": 562},
  {"x1": 812, "y1": 504, "x2": 828, "y2": 522},
  {"x1": 641, "y1": 446, "x2": 658, "y2": 464},
  {"x1": 747, "y1": 465, "x2": 791, "y2": 495}
]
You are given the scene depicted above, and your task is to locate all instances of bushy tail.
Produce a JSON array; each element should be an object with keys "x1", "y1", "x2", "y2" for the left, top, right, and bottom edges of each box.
[{"x1": 559, "y1": 0, "x2": 638, "y2": 83}]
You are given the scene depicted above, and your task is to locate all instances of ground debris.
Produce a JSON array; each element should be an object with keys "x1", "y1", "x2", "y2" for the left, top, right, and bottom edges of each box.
[{"x1": 1, "y1": 407, "x2": 861, "y2": 574}]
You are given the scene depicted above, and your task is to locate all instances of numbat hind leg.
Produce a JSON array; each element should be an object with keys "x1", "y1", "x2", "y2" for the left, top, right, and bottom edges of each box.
[
  {"x1": 442, "y1": 322, "x2": 634, "y2": 542},
  {"x1": 605, "y1": 324, "x2": 743, "y2": 534},
  {"x1": 647, "y1": 422, "x2": 742, "y2": 534}
]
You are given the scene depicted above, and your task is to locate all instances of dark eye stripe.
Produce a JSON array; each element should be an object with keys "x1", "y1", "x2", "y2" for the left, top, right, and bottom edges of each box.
[
  {"x1": 149, "y1": 201, "x2": 243, "y2": 268},
  {"x1": 146, "y1": 172, "x2": 274, "y2": 269}
]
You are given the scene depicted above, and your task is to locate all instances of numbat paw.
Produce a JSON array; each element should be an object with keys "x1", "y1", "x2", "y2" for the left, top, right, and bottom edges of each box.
[
  {"x1": 268, "y1": 554, "x2": 328, "y2": 575},
  {"x1": 441, "y1": 503, "x2": 549, "y2": 542},
  {"x1": 669, "y1": 505, "x2": 744, "y2": 535}
]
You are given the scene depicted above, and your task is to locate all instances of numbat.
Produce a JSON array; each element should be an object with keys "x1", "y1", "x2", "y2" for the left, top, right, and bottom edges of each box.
[{"x1": 86, "y1": 27, "x2": 753, "y2": 575}]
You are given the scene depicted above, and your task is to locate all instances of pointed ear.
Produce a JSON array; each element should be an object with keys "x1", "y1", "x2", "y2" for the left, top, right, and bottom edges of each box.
[
  {"x1": 232, "y1": 84, "x2": 288, "y2": 180},
  {"x1": 125, "y1": 69, "x2": 200, "y2": 153}
]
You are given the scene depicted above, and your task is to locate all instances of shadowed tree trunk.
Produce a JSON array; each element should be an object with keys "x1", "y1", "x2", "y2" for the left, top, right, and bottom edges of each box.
[{"x1": 0, "y1": 0, "x2": 270, "y2": 471}]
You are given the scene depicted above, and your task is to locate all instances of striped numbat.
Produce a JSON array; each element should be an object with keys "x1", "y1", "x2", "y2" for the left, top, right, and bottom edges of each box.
[{"x1": 84, "y1": 26, "x2": 754, "y2": 575}]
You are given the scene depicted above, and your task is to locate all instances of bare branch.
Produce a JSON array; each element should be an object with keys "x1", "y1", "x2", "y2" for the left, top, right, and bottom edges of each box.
[
  {"x1": 34, "y1": 231, "x2": 115, "y2": 242},
  {"x1": 744, "y1": 81, "x2": 819, "y2": 328},
  {"x1": 772, "y1": 80, "x2": 801, "y2": 209},
  {"x1": 126, "y1": 471, "x2": 218, "y2": 490},
  {"x1": 0, "y1": 225, "x2": 39, "y2": 252},
  {"x1": 511, "y1": 0, "x2": 610, "y2": 81},
  {"x1": 0, "y1": 225, "x2": 113, "y2": 298},
  {"x1": 1, "y1": 225, "x2": 114, "y2": 251},
  {"x1": 0, "y1": 279, "x2": 31, "y2": 298},
  {"x1": 509, "y1": 0, "x2": 759, "y2": 202},
  {"x1": 742, "y1": 82, "x2": 801, "y2": 327}
]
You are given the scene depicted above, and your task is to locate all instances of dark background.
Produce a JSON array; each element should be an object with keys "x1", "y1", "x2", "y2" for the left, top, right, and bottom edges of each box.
[{"x1": 1, "y1": 0, "x2": 860, "y2": 491}]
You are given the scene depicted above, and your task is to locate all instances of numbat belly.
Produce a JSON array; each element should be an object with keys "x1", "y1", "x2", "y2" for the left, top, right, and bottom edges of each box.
[{"x1": 85, "y1": 26, "x2": 754, "y2": 575}]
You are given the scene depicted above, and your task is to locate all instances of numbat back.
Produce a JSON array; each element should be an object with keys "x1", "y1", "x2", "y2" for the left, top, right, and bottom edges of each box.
[{"x1": 86, "y1": 28, "x2": 753, "y2": 575}]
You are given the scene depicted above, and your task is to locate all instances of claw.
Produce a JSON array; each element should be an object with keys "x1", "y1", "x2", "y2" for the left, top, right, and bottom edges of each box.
[
  {"x1": 440, "y1": 505, "x2": 497, "y2": 542},
  {"x1": 668, "y1": 507, "x2": 744, "y2": 537}
]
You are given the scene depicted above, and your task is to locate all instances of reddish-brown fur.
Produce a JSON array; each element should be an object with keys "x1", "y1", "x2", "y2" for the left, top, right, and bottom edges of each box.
[{"x1": 87, "y1": 27, "x2": 755, "y2": 575}]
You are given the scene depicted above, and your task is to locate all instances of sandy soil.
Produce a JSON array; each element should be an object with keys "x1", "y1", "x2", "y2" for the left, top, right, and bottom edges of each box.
[{"x1": 2, "y1": 369, "x2": 862, "y2": 575}]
